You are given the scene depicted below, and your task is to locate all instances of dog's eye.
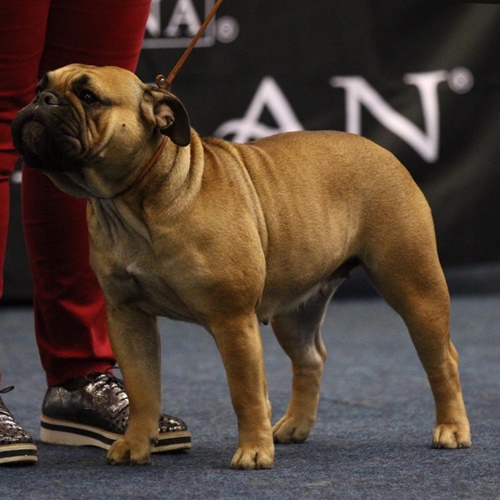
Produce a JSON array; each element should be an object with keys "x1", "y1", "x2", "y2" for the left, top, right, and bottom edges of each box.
[{"x1": 79, "y1": 91, "x2": 98, "y2": 106}]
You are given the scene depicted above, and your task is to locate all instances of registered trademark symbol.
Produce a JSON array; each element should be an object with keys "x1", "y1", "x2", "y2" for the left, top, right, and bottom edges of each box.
[
  {"x1": 448, "y1": 67, "x2": 474, "y2": 94},
  {"x1": 216, "y1": 16, "x2": 239, "y2": 43}
]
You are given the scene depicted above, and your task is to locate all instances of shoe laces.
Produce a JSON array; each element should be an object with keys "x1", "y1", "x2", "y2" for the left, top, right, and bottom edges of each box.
[
  {"x1": 85, "y1": 369, "x2": 126, "y2": 395},
  {"x1": 84, "y1": 370, "x2": 129, "y2": 420}
]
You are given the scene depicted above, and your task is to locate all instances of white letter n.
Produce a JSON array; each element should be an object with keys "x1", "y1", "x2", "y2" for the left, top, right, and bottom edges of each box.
[{"x1": 330, "y1": 71, "x2": 448, "y2": 163}]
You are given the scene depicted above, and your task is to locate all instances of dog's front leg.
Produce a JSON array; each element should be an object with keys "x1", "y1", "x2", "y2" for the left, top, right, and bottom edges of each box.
[
  {"x1": 209, "y1": 314, "x2": 274, "y2": 470},
  {"x1": 104, "y1": 305, "x2": 161, "y2": 465}
]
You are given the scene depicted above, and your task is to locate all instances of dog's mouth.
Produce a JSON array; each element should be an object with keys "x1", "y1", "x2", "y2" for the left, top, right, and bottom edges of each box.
[{"x1": 12, "y1": 102, "x2": 88, "y2": 172}]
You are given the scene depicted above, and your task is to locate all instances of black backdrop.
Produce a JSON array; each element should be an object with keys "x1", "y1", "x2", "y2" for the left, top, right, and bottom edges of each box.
[{"x1": 4, "y1": 0, "x2": 500, "y2": 301}]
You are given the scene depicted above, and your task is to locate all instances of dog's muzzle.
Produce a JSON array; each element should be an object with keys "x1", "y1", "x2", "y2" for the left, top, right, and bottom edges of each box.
[{"x1": 11, "y1": 90, "x2": 86, "y2": 172}]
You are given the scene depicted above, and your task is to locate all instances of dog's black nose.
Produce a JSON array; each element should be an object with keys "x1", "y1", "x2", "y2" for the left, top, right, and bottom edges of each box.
[{"x1": 34, "y1": 90, "x2": 63, "y2": 107}]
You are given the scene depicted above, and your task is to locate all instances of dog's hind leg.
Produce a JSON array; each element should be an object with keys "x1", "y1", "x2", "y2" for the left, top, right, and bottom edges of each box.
[
  {"x1": 362, "y1": 216, "x2": 471, "y2": 449},
  {"x1": 271, "y1": 283, "x2": 338, "y2": 444}
]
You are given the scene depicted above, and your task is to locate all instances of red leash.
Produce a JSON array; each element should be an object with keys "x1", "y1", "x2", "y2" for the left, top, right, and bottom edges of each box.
[{"x1": 155, "y1": 0, "x2": 224, "y2": 91}]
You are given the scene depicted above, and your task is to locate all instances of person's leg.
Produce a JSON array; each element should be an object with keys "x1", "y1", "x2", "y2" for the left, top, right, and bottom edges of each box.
[
  {"x1": 0, "y1": 0, "x2": 51, "y2": 299},
  {"x1": 22, "y1": 0, "x2": 152, "y2": 386},
  {"x1": 22, "y1": 170, "x2": 115, "y2": 384},
  {"x1": 0, "y1": 0, "x2": 53, "y2": 465}
]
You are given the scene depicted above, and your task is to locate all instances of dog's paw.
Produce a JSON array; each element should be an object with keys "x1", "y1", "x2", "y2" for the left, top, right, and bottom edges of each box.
[
  {"x1": 432, "y1": 423, "x2": 471, "y2": 449},
  {"x1": 272, "y1": 415, "x2": 313, "y2": 444},
  {"x1": 106, "y1": 439, "x2": 152, "y2": 465},
  {"x1": 230, "y1": 445, "x2": 274, "y2": 470}
]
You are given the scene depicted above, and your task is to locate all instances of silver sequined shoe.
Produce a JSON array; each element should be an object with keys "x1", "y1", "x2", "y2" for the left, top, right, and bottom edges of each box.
[
  {"x1": 0, "y1": 386, "x2": 38, "y2": 465},
  {"x1": 40, "y1": 372, "x2": 191, "y2": 452}
]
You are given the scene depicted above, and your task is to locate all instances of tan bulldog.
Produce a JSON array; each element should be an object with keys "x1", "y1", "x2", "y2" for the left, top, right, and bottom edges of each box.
[{"x1": 12, "y1": 64, "x2": 471, "y2": 469}]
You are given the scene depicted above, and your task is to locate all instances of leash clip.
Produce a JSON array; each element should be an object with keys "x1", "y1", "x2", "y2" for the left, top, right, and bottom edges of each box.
[{"x1": 156, "y1": 75, "x2": 169, "y2": 90}]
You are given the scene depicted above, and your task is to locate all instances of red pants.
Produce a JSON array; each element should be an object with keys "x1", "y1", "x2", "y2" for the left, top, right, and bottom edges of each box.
[{"x1": 0, "y1": 0, "x2": 151, "y2": 385}]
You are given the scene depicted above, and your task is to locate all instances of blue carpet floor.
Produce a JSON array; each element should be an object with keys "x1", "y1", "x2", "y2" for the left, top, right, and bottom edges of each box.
[{"x1": 0, "y1": 295, "x2": 499, "y2": 499}]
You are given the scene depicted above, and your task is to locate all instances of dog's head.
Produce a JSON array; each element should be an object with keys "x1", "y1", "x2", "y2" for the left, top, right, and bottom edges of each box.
[{"x1": 11, "y1": 64, "x2": 190, "y2": 198}]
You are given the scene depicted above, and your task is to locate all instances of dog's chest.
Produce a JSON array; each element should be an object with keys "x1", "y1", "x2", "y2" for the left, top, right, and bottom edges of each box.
[
  {"x1": 93, "y1": 235, "x2": 195, "y2": 321},
  {"x1": 104, "y1": 256, "x2": 196, "y2": 322},
  {"x1": 89, "y1": 201, "x2": 196, "y2": 320}
]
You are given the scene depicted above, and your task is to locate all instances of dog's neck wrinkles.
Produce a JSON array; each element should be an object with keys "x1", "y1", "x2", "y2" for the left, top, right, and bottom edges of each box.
[
  {"x1": 90, "y1": 197, "x2": 152, "y2": 244},
  {"x1": 87, "y1": 140, "x2": 170, "y2": 244},
  {"x1": 88, "y1": 137, "x2": 200, "y2": 245},
  {"x1": 94, "y1": 136, "x2": 169, "y2": 201}
]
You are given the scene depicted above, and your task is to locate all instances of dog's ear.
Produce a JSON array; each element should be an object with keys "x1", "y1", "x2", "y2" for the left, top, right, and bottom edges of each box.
[{"x1": 145, "y1": 88, "x2": 191, "y2": 147}]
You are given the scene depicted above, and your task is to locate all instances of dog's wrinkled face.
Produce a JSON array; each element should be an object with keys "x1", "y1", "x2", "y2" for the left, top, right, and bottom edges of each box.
[{"x1": 12, "y1": 64, "x2": 190, "y2": 198}]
